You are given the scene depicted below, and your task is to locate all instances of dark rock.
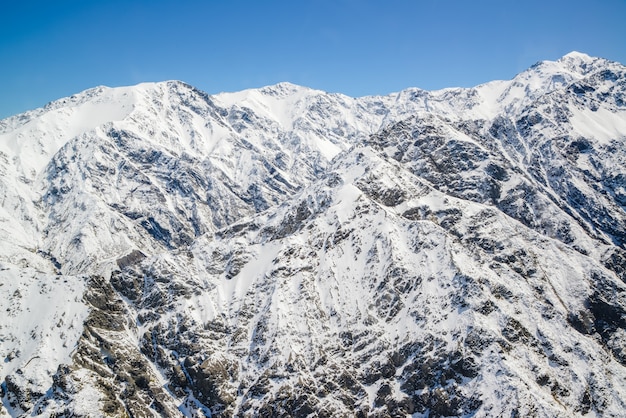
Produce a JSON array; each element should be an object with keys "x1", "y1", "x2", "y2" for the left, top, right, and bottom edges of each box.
[{"x1": 115, "y1": 249, "x2": 147, "y2": 270}]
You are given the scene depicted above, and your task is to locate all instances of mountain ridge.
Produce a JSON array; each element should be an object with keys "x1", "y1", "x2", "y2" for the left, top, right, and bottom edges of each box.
[{"x1": 1, "y1": 52, "x2": 625, "y2": 417}]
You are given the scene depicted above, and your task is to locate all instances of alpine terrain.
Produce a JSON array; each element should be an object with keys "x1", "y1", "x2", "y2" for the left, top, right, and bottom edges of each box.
[{"x1": 1, "y1": 51, "x2": 626, "y2": 417}]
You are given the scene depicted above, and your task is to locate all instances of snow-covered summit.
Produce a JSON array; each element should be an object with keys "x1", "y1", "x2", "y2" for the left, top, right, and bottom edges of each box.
[{"x1": 557, "y1": 50, "x2": 606, "y2": 72}]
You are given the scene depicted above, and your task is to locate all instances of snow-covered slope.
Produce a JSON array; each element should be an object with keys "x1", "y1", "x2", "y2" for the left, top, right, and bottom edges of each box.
[{"x1": 1, "y1": 52, "x2": 625, "y2": 417}]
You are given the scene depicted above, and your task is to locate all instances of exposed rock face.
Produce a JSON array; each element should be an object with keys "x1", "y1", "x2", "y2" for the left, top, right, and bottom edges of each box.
[{"x1": 1, "y1": 52, "x2": 626, "y2": 417}]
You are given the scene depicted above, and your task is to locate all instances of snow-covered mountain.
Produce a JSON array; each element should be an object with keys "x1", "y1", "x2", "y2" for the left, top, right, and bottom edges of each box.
[{"x1": 1, "y1": 51, "x2": 625, "y2": 417}]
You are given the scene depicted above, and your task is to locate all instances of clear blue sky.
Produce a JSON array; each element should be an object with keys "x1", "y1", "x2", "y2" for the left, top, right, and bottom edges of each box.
[{"x1": 1, "y1": 0, "x2": 625, "y2": 119}]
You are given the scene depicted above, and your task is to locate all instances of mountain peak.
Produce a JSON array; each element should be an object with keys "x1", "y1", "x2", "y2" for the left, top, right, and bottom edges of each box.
[
  {"x1": 561, "y1": 50, "x2": 593, "y2": 61},
  {"x1": 258, "y1": 81, "x2": 314, "y2": 97},
  {"x1": 555, "y1": 50, "x2": 606, "y2": 75}
]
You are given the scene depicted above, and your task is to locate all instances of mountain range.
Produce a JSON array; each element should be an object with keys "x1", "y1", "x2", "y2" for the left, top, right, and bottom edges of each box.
[{"x1": 0, "y1": 51, "x2": 625, "y2": 417}]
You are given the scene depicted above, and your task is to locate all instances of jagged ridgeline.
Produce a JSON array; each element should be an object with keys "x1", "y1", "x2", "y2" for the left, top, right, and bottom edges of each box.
[{"x1": 1, "y1": 52, "x2": 625, "y2": 417}]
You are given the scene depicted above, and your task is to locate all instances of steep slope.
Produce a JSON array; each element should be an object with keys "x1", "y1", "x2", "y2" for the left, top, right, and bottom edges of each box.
[
  {"x1": 0, "y1": 52, "x2": 625, "y2": 417},
  {"x1": 46, "y1": 145, "x2": 623, "y2": 417},
  {"x1": 0, "y1": 81, "x2": 387, "y2": 277}
]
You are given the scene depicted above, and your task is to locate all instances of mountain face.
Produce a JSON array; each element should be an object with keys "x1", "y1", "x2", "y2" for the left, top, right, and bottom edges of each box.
[{"x1": 0, "y1": 51, "x2": 625, "y2": 417}]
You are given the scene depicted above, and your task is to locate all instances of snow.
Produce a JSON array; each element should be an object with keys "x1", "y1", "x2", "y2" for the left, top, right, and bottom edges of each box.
[
  {"x1": 0, "y1": 266, "x2": 88, "y2": 401},
  {"x1": 215, "y1": 82, "x2": 314, "y2": 129},
  {"x1": 223, "y1": 241, "x2": 282, "y2": 308},
  {"x1": 64, "y1": 369, "x2": 105, "y2": 416},
  {"x1": 0, "y1": 86, "x2": 135, "y2": 178},
  {"x1": 563, "y1": 51, "x2": 592, "y2": 60},
  {"x1": 569, "y1": 107, "x2": 626, "y2": 144}
]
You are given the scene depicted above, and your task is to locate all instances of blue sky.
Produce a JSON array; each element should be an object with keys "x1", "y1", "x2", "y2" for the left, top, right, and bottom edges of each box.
[{"x1": 1, "y1": 0, "x2": 625, "y2": 119}]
